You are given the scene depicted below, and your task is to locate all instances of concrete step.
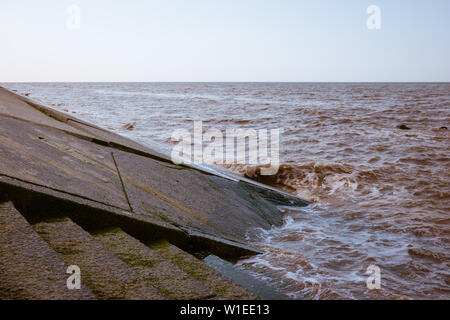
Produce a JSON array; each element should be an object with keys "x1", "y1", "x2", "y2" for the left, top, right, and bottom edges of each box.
[
  {"x1": 148, "y1": 240, "x2": 258, "y2": 300},
  {"x1": 0, "y1": 202, "x2": 94, "y2": 299},
  {"x1": 92, "y1": 228, "x2": 215, "y2": 300},
  {"x1": 33, "y1": 218, "x2": 164, "y2": 300},
  {"x1": 203, "y1": 255, "x2": 289, "y2": 300}
]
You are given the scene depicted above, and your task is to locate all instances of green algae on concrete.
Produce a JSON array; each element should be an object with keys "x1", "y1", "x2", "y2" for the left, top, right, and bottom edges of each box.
[
  {"x1": 33, "y1": 218, "x2": 164, "y2": 300},
  {"x1": 149, "y1": 240, "x2": 258, "y2": 300},
  {"x1": 93, "y1": 228, "x2": 215, "y2": 300},
  {"x1": 0, "y1": 202, "x2": 94, "y2": 300}
]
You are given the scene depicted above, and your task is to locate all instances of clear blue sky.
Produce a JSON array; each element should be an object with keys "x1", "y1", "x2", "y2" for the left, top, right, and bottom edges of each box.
[{"x1": 1, "y1": 0, "x2": 449, "y2": 82}]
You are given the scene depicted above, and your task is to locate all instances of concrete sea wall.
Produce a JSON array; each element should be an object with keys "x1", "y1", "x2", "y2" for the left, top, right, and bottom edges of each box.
[{"x1": 0, "y1": 87, "x2": 308, "y2": 299}]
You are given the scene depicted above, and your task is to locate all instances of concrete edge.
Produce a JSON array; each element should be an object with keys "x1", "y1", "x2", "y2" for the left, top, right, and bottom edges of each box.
[{"x1": 0, "y1": 174, "x2": 261, "y2": 260}]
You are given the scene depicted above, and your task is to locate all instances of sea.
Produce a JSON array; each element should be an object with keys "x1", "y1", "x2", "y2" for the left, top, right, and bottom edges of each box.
[{"x1": 3, "y1": 82, "x2": 449, "y2": 299}]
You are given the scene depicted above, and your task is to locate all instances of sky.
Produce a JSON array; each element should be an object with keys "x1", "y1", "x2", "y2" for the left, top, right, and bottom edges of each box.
[{"x1": 1, "y1": 0, "x2": 449, "y2": 82}]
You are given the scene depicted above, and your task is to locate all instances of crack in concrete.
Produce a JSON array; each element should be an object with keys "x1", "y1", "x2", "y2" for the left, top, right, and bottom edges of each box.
[{"x1": 111, "y1": 152, "x2": 134, "y2": 213}]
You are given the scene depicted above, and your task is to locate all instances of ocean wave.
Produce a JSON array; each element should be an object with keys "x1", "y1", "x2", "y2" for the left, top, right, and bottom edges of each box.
[{"x1": 225, "y1": 162, "x2": 363, "y2": 203}]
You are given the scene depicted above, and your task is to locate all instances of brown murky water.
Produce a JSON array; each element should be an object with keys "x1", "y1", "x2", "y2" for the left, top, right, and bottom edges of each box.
[{"x1": 4, "y1": 82, "x2": 449, "y2": 299}]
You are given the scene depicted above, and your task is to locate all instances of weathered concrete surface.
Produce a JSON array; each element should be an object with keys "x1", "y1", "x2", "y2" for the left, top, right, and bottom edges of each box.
[
  {"x1": 115, "y1": 151, "x2": 285, "y2": 239},
  {"x1": 149, "y1": 240, "x2": 258, "y2": 300},
  {"x1": 93, "y1": 228, "x2": 215, "y2": 300},
  {"x1": 33, "y1": 218, "x2": 165, "y2": 300},
  {"x1": 0, "y1": 115, "x2": 130, "y2": 210},
  {"x1": 0, "y1": 199, "x2": 257, "y2": 299},
  {"x1": 0, "y1": 202, "x2": 94, "y2": 300},
  {"x1": 0, "y1": 86, "x2": 309, "y2": 299}
]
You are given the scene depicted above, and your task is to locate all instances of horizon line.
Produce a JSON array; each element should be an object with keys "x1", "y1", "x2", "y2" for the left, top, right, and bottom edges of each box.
[{"x1": 2, "y1": 81, "x2": 450, "y2": 84}]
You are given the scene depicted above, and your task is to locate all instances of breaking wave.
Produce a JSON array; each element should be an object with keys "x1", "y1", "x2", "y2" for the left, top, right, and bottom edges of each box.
[{"x1": 224, "y1": 162, "x2": 374, "y2": 203}]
